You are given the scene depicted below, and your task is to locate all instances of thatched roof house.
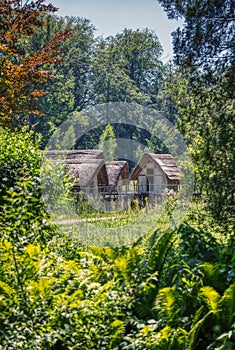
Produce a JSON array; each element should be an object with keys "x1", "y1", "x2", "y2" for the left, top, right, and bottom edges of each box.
[
  {"x1": 65, "y1": 159, "x2": 108, "y2": 190},
  {"x1": 45, "y1": 150, "x2": 181, "y2": 198},
  {"x1": 131, "y1": 153, "x2": 181, "y2": 194},
  {"x1": 105, "y1": 161, "x2": 129, "y2": 187},
  {"x1": 45, "y1": 150, "x2": 108, "y2": 192}
]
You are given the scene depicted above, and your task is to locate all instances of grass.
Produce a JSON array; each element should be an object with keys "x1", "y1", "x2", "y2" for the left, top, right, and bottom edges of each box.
[
  {"x1": 48, "y1": 189, "x2": 196, "y2": 246},
  {"x1": 54, "y1": 202, "x2": 187, "y2": 247}
]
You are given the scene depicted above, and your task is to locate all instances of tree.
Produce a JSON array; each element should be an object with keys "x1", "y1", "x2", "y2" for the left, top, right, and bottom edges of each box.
[
  {"x1": 115, "y1": 28, "x2": 163, "y2": 102},
  {"x1": 158, "y1": 0, "x2": 235, "y2": 223},
  {"x1": 24, "y1": 24, "x2": 166, "y2": 148},
  {"x1": 88, "y1": 29, "x2": 165, "y2": 159},
  {"x1": 25, "y1": 15, "x2": 96, "y2": 145},
  {"x1": 0, "y1": 0, "x2": 70, "y2": 128},
  {"x1": 155, "y1": 62, "x2": 178, "y2": 124},
  {"x1": 92, "y1": 37, "x2": 142, "y2": 104},
  {"x1": 98, "y1": 124, "x2": 117, "y2": 161},
  {"x1": 157, "y1": 0, "x2": 234, "y2": 76},
  {"x1": 92, "y1": 28, "x2": 163, "y2": 106}
]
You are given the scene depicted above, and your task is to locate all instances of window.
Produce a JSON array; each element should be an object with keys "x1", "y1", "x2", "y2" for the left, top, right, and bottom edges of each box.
[
  {"x1": 147, "y1": 168, "x2": 154, "y2": 192},
  {"x1": 147, "y1": 168, "x2": 154, "y2": 175}
]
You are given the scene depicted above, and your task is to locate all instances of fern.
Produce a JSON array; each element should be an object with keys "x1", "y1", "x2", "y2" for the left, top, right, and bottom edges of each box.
[
  {"x1": 146, "y1": 228, "x2": 175, "y2": 276},
  {"x1": 27, "y1": 277, "x2": 54, "y2": 300},
  {"x1": 0, "y1": 280, "x2": 14, "y2": 296},
  {"x1": 130, "y1": 228, "x2": 176, "y2": 321},
  {"x1": 142, "y1": 229, "x2": 160, "y2": 253},
  {"x1": 93, "y1": 280, "x2": 115, "y2": 302},
  {"x1": 89, "y1": 246, "x2": 118, "y2": 264},
  {"x1": 201, "y1": 262, "x2": 225, "y2": 293},
  {"x1": 199, "y1": 286, "x2": 221, "y2": 312},
  {"x1": 158, "y1": 325, "x2": 173, "y2": 348},
  {"x1": 218, "y1": 282, "x2": 235, "y2": 331},
  {"x1": 126, "y1": 246, "x2": 144, "y2": 275},
  {"x1": 186, "y1": 310, "x2": 214, "y2": 350},
  {"x1": 110, "y1": 319, "x2": 126, "y2": 348},
  {"x1": 154, "y1": 286, "x2": 182, "y2": 326},
  {"x1": 185, "y1": 283, "x2": 235, "y2": 349},
  {"x1": 114, "y1": 255, "x2": 129, "y2": 278}
]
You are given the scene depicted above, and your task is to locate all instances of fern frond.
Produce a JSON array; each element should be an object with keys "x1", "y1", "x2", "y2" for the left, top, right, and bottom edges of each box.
[
  {"x1": 142, "y1": 229, "x2": 160, "y2": 252},
  {"x1": 114, "y1": 256, "x2": 128, "y2": 278},
  {"x1": 158, "y1": 325, "x2": 173, "y2": 347},
  {"x1": 199, "y1": 286, "x2": 221, "y2": 311},
  {"x1": 0, "y1": 280, "x2": 14, "y2": 296},
  {"x1": 110, "y1": 319, "x2": 126, "y2": 347},
  {"x1": 171, "y1": 327, "x2": 188, "y2": 350},
  {"x1": 89, "y1": 246, "x2": 118, "y2": 263},
  {"x1": 218, "y1": 282, "x2": 235, "y2": 330},
  {"x1": 147, "y1": 228, "x2": 175, "y2": 275},
  {"x1": 154, "y1": 286, "x2": 182, "y2": 325},
  {"x1": 93, "y1": 280, "x2": 115, "y2": 302},
  {"x1": 27, "y1": 277, "x2": 54, "y2": 300},
  {"x1": 201, "y1": 262, "x2": 225, "y2": 293},
  {"x1": 126, "y1": 246, "x2": 144, "y2": 273},
  {"x1": 186, "y1": 310, "x2": 214, "y2": 350}
]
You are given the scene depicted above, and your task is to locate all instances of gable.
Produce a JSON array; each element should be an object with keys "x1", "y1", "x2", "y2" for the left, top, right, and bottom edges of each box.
[{"x1": 131, "y1": 153, "x2": 181, "y2": 182}]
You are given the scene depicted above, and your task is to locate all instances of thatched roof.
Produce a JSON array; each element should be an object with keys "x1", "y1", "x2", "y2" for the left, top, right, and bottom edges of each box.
[
  {"x1": 66, "y1": 159, "x2": 108, "y2": 188},
  {"x1": 131, "y1": 153, "x2": 181, "y2": 182},
  {"x1": 45, "y1": 150, "x2": 107, "y2": 189},
  {"x1": 45, "y1": 149, "x2": 104, "y2": 161},
  {"x1": 105, "y1": 161, "x2": 129, "y2": 186}
]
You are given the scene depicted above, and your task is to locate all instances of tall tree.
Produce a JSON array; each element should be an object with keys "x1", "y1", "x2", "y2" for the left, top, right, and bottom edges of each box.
[
  {"x1": 98, "y1": 124, "x2": 117, "y2": 161},
  {"x1": 92, "y1": 37, "x2": 143, "y2": 104},
  {"x1": 57, "y1": 16, "x2": 96, "y2": 111},
  {"x1": 27, "y1": 15, "x2": 96, "y2": 145},
  {"x1": 115, "y1": 28, "x2": 163, "y2": 102},
  {"x1": 158, "y1": 0, "x2": 235, "y2": 223},
  {"x1": 90, "y1": 29, "x2": 165, "y2": 155},
  {"x1": 92, "y1": 28, "x2": 163, "y2": 106},
  {"x1": 0, "y1": 0, "x2": 69, "y2": 128},
  {"x1": 158, "y1": 0, "x2": 234, "y2": 76}
]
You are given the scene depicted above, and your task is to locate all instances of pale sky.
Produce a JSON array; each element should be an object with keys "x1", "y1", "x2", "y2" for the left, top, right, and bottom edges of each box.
[{"x1": 48, "y1": 0, "x2": 182, "y2": 61}]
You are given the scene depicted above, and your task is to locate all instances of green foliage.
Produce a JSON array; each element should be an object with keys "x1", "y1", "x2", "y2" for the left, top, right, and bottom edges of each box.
[
  {"x1": 27, "y1": 15, "x2": 95, "y2": 144},
  {"x1": 176, "y1": 73, "x2": 234, "y2": 223},
  {"x1": 41, "y1": 157, "x2": 75, "y2": 218},
  {"x1": 0, "y1": 151, "x2": 181, "y2": 349},
  {"x1": 1, "y1": 5, "x2": 234, "y2": 348},
  {"x1": 158, "y1": 0, "x2": 234, "y2": 224},
  {"x1": 0, "y1": 129, "x2": 41, "y2": 203},
  {"x1": 1, "y1": 161, "x2": 234, "y2": 350},
  {"x1": 98, "y1": 124, "x2": 117, "y2": 161},
  {"x1": 0, "y1": 129, "x2": 50, "y2": 247},
  {"x1": 92, "y1": 28, "x2": 163, "y2": 106},
  {"x1": 152, "y1": 279, "x2": 235, "y2": 350},
  {"x1": 27, "y1": 20, "x2": 166, "y2": 147},
  {"x1": 158, "y1": 0, "x2": 234, "y2": 74}
]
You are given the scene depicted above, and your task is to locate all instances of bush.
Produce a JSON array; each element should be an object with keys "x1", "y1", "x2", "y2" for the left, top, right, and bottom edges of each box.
[
  {"x1": 0, "y1": 128, "x2": 234, "y2": 349},
  {"x1": 0, "y1": 128, "x2": 51, "y2": 247}
]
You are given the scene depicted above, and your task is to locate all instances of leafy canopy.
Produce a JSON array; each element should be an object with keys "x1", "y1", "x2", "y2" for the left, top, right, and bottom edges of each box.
[
  {"x1": 157, "y1": 0, "x2": 234, "y2": 75},
  {"x1": 158, "y1": 0, "x2": 235, "y2": 223},
  {"x1": 0, "y1": 0, "x2": 70, "y2": 128}
]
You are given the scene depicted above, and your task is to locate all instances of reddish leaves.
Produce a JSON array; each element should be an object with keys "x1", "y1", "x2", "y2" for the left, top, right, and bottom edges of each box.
[{"x1": 0, "y1": 0, "x2": 70, "y2": 128}]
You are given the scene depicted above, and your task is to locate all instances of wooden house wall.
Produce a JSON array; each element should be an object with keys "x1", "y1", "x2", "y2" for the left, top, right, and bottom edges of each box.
[{"x1": 137, "y1": 160, "x2": 168, "y2": 194}]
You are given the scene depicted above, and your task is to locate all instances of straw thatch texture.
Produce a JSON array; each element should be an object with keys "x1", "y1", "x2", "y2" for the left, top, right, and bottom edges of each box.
[
  {"x1": 131, "y1": 153, "x2": 181, "y2": 183},
  {"x1": 45, "y1": 150, "x2": 107, "y2": 190},
  {"x1": 45, "y1": 150, "x2": 104, "y2": 161},
  {"x1": 105, "y1": 161, "x2": 129, "y2": 186}
]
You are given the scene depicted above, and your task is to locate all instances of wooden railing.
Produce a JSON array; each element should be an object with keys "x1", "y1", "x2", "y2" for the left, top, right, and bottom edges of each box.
[{"x1": 80, "y1": 183, "x2": 179, "y2": 200}]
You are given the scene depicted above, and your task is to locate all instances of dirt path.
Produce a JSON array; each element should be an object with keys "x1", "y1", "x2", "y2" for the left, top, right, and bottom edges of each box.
[{"x1": 53, "y1": 216, "x2": 124, "y2": 225}]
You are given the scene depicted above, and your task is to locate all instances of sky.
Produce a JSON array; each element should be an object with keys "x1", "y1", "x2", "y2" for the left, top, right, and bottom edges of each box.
[{"x1": 48, "y1": 0, "x2": 182, "y2": 62}]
